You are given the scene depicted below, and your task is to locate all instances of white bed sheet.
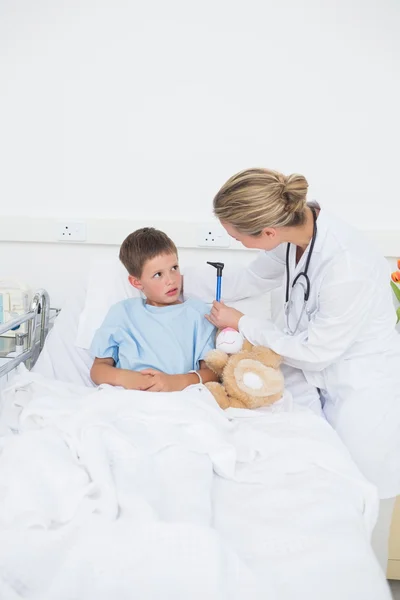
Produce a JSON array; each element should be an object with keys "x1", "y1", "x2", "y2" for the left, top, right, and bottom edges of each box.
[
  {"x1": 0, "y1": 371, "x2": 391, "y2": 600},
  {"x1": 23, "y1": 271, "x2": 390, "y2": 597}
]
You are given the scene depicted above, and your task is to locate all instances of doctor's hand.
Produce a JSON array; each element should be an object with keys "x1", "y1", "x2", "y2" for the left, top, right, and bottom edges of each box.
[{"x1": 205, "y1": 301, "x2": 243, "y2": 331}]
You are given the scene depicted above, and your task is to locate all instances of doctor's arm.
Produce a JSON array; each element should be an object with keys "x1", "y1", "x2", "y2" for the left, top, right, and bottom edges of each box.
[
  {"x1": 183, "y1": 250, "x2": 285, "y2": 303},
  {"x1": 238, "y1": 258, "x2": 376, "y2": 372}
]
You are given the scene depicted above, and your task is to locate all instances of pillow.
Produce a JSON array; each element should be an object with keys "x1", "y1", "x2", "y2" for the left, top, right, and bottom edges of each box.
[
  {"x1": 33, "y1": 278, "x2": 95, "y2": 386},
  {"x1": 75, "y1": 258, "x2": 143, "y2": 349},
  {"x1": 76, "y1": 257, "x2": 273, "y2": 351}
]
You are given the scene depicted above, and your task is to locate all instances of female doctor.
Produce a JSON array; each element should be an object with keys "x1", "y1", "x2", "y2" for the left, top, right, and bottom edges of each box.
[{"x1": 203, "y1": 168, "x2": 400, "y2": 570}]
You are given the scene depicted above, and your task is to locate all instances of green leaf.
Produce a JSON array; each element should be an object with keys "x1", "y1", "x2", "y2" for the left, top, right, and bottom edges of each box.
[
  {"x1": 397, "y1": 306, "x2": 400, "y2": 324},
  {"x1": 391, "y1": 280, "x2": 400, "y2": 303}
]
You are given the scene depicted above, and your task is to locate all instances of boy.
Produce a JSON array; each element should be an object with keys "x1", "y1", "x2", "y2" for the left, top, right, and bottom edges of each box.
[{"x1": 90, "y1": 228, "x2": 218, "y2": 392}]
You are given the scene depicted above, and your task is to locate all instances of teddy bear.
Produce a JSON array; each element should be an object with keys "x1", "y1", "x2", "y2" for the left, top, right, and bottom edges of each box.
[{"x1": 204, "y1": 328, "x2": 284, "y2": 410}]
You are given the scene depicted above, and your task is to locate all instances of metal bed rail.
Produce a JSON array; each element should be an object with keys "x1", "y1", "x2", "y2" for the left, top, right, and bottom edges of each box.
[{"x1": 0, "y1": 289, "x2": 52, "y2": 379}]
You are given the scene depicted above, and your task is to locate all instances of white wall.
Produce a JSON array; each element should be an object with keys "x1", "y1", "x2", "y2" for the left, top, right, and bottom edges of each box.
[
  {"x1": 0, "y1": 0, "x2": 399, "y2": 305},
  {"x1": 0, "y1": 0, "x2": 399, "y2": 227}
]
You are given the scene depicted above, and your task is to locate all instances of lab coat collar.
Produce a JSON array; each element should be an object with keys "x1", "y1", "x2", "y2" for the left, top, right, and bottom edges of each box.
[{"x1": 312, "y1": 208, "x2": 328, "y2": 253}]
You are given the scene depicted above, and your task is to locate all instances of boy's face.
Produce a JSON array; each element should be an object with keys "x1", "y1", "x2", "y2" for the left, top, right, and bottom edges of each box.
[{"x1": 129, "y1": 253, "x2": 182, "y2": 306}]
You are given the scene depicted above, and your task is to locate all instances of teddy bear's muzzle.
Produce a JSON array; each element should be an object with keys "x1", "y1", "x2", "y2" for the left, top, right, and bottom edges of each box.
[
  {"x1": 242, "y1": 372, "x2": 264, "y2": 390},
  {"x1": 234, "y1": 359, "x2": 284, "y2": 398}
]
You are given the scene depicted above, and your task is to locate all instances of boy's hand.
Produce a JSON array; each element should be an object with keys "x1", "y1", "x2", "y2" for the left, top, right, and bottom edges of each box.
[
  {"x1": 124, "y1": 372, "x2": 154, "y2": 391},
  {"x1": 140, "y1": 369, "x2": 190, "y2": 392},
  {"x1": 90, "y1": 358, "x2": 154, "y2": 390},
  {"x1": 205, "y1": 301, "x2": 243, "y2": 331}
]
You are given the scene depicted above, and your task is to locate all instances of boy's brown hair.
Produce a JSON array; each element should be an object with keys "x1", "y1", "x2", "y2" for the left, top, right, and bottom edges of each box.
[{"x1": 119, "y1": 227, "x2": 178, "y2": 277}]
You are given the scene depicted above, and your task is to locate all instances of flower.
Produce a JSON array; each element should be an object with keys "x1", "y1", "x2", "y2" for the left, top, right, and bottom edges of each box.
[
  {"x1": 390, "y1": 261, "x2": 400, "y2": 323},
  {"x1": 392, "y1": 271, "x2": 400, "y2": 283},
  {"x1": 391, "y1": 260, "x2": 400, "y2": 283}
]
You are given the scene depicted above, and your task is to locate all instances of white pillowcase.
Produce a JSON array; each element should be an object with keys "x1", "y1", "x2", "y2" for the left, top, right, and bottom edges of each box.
[
  {"x1": 75, "y1": 258, "x2": 143, "y2": 349},
  {"x1": 75, "y1": 258, "x2": 273, "y2": 350}
]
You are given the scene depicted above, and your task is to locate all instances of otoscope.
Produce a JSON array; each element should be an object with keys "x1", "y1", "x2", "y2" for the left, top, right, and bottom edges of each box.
[{"x1": 207, "y1": 262, "x2": 225, "y2": 301}]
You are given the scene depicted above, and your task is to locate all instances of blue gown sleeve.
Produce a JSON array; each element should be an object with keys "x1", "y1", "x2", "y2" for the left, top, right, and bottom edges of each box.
[
  {"x1": 89, "y1": 304, "x2": 121, "y2": 363},
  {"x1": 192, "y1": 304, "x2": 217, "y2": 367}
]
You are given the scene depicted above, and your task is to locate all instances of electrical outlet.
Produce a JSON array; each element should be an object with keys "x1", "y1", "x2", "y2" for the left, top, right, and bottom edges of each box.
[
  {"x1": 57, "y1": 221, "x2": 87, "y2": 242},
  {"x1": 197, "y1": 225, "x2": 230, "y2": 248}
]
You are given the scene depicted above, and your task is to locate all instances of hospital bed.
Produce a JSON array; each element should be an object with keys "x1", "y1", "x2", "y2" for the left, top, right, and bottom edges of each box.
[
  {"x1": 0, "y1": 262, "x2": 393, "y2": 600},
  {"x1": 0, "y1": 289, "x2": 57, "y2": 385}
]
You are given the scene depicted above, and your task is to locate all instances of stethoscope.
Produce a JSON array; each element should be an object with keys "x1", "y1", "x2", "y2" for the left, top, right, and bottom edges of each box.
[{"x1": 284, "y1": 207, "x2": 317, "y2": 336}]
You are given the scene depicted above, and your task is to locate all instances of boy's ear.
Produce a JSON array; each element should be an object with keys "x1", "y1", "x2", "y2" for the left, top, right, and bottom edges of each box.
[{"x1": 128, "y1": 275, "x2": 143, "y2": 291}]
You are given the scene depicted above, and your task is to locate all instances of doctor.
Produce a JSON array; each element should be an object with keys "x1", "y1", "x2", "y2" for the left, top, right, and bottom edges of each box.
[{"x1": 201, "y1": 167, "x2": 400, "y2": 569}]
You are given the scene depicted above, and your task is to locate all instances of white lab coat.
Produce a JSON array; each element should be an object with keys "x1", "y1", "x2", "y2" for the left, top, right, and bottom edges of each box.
[{"x1": 185, "y1": 210, "x2": 400, "y2": 498}]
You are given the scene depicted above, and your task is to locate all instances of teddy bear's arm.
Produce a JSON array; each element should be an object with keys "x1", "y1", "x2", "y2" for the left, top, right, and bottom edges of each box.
[
  {"x1": 204, "y1": 349, "x2": 229, "y2": 377},
  {"x1": 226, "y1": 396, "x2": 248, "y2": 409}
]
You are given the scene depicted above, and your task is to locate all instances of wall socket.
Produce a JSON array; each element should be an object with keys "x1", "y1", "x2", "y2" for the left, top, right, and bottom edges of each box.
[
  {"x1": 57, "y1": 221, "x2": 87, "y2": 242},
  {"x1": 197, "y1": 225, "x2": 230, "y2": 248}
]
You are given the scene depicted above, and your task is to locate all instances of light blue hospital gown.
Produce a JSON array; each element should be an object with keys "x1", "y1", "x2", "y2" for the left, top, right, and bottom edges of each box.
[{"x1": 90, "y1": 298, "x2": 216, "y2": 374}]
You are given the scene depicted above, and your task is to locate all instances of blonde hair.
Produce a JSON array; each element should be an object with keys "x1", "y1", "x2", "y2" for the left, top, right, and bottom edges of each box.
[{"x1": 213, "y1": 168, "x2": 309, "y2": 235}]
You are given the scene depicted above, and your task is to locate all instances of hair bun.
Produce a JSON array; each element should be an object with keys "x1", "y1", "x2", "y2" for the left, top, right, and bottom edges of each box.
[{"x1": 282, "y1": 173, "x2": 308, "y2": 213}]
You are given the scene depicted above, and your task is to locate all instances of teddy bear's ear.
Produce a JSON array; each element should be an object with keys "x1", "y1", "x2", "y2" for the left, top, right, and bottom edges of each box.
[{"x1": 250, "y1": 346, "x2": 282, "y2": 369}]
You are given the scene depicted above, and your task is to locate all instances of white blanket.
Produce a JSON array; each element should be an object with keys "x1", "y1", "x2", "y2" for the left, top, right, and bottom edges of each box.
[{"x1": 0, "y1": 369, "x2": 391, "y2": 600}]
